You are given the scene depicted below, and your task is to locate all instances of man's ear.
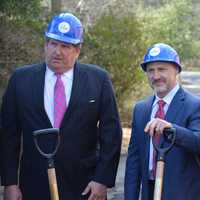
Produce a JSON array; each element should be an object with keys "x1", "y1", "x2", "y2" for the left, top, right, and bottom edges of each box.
[
  {"x1": 44, "y1": 42, "x2": 48, "y2": 52},
  {"x1": 176, "y1": 67, "x2": 180, "y2": 75},
  {"x1": 75, "y1": 47, "x2": 81, "y2": 59},
  {"x1": 174, "y1": 64, "x2": 179, "y2": 75}
]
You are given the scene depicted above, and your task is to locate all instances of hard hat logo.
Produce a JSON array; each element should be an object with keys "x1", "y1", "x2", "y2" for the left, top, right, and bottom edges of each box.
[
  {"x1": 58, "y1": 22, "x2": 70, "y2": 33},
  {"x1": 149, "y1": 47, "x2": 160, "y2": 57}
]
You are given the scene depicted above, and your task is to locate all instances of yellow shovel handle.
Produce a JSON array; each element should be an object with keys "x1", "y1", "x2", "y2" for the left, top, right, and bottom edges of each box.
[
  {"x1": 153, "y1": 161, "x2": 165, "y2": 200},
  {"x1": 48, "y1": 168, "x2": 59, "y2": 200}
]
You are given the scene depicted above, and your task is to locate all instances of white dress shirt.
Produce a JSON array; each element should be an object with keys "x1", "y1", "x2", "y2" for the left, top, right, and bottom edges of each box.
[
  {"x1": 44, "y1": 66, "x2": 74, "y2": 126},
  {"x1": 148, "y1": 84, "x2": 180, "y2": 179}
]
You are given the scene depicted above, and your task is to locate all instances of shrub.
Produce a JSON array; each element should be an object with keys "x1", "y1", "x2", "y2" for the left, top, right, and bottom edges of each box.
[{"x1": 81, "y1": 13, "x2": 146, "y2": 113}]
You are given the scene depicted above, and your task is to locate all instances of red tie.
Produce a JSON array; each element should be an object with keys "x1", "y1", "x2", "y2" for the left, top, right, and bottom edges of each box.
[
  {"x1": 155, "y1": 100, "x2": 165, "y2": 119},
  {"x1": 152, "y1": 99, "x2": 165, "y2": 178},
  {"x1": 54, "y1": 74, "x2": 67, "y2": 128}
]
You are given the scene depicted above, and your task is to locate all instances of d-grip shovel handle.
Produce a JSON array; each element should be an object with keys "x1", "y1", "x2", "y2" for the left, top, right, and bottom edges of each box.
[
  {"x1": 153, "y1": 127, "x2": 176, "y2": 160},
  {"x1": 33, "y1": 128, "x2": 60, "y2": 200},
  {"x1": 33, "y1": 128, "x2": 60, "y2": 160},
  {"x1": 153, "y1": 128, "x2": 176, "y2": 200}
]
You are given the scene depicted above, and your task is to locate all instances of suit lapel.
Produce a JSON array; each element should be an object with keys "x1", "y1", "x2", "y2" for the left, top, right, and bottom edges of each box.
[
  {"x1": 143, "y1": 96, "x2": 155, "y2": 168},
  {"x1": 165, "y1": 87, "x2": 185, "y2": 122},
  {"x1": 33, "y1": 63, "x2": 52, "y2": 127},
  {"x1": 60, "y1": 62, "x2": 87, "y2": 128},
  {"x1": 142, "y1": 88, "x2": 185, "y2": 177}
]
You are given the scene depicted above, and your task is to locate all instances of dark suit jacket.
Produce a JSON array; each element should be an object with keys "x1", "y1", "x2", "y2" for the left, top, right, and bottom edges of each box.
[
  {"x1": 1, "y1": 62, "x2": 122, "y2": 200},
  {"x1": 0, "y1": 115, "x2": 2, "y2": 176},
  {"x1": 125, "y1": 87, "x2": 200, "y2": 200}
]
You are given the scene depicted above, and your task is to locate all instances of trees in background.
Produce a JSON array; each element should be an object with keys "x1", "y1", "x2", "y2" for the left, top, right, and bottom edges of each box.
[
  {"x1": 51, "y1": 0, "x2": 62, "y2": 14},
  {"x1": 81, "y1": 14, "x2": 146, "y2": 113},
  {"x1": 81, "y1": 0, "x2": 200, "y2": 122},
  {"x1": 0, "y1": 0, "x2": 44, "y2": 98},
  {"x1": 138, "y1": 0, "x2": 200, "y2": 68},
  {"x1": 1, "y1": 0, "x2": 200, "y2": 122},
  {"x1": 0, "y1": 0, "x2": 41, "y2": 20}
]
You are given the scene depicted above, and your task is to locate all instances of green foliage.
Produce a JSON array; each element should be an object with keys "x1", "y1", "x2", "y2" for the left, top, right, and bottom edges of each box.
[
  {"x1": 0, "y1": 0, "x2": 45, "y2": 101},
  {"x1": 80, "y1": 0, "x2": 200, "y2": 122},
  {"x1": 0, "y1": 0, "x2": 41, "y2": 20},
  {"x1": 137, "y1": 0, "x2": 200, "y2": 66},
  {"x1": 81, "y1": 13, "x2": 146, "y2": 110},
  {"x1": 1, "y1": 0, "x2": 200, "y2": 123}
]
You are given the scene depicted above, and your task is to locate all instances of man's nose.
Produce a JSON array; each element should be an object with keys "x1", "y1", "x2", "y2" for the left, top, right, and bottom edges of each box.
[
  {"x1": 152, "y1": 70, "x2": 161, "y2": 79},
  {"x1": 55, "y1": 46, "x2": 61, "y2": 55}
]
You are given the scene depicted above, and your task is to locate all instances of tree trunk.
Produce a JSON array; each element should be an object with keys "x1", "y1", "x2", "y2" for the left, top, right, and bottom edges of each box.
[{"x1": 51, "y1": 0, "x2": 62, "y2": 13}]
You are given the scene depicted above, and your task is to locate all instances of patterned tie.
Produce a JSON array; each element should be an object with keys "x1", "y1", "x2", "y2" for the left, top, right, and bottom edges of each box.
[
  {"x1": 152, "y1": 99, "x2": 165, "y2": 178},
  {"x1": 54, "y1": 74, "x2": 67, "y2": 128}
]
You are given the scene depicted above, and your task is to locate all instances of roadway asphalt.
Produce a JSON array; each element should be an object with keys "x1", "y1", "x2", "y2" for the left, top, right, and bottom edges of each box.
[{"x1": 108, "y1": 128, "x2": 130, "y2": 200}]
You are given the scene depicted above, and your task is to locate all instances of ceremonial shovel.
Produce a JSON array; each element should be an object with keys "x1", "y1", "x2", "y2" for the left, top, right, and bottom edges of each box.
[
  {"x1": 153, "y1": 128, "x2": 176, "y2": 200},
  {"x1": 33, "y1": 128, "x2": 60, "y2": 200}
]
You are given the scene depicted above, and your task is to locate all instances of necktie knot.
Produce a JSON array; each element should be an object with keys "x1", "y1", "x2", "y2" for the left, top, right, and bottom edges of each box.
[
  {"x1": 55, "y1": 73, "x2": 62, "y2": 79},
  {"x1": 158, "y1": 99, "x2": 165, "y2": 108}
]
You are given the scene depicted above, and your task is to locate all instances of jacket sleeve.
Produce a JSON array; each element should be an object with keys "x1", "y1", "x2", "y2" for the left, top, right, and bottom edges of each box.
[
  {"x1": 124, "y1": 106, "x2": 141, "y2": 200},
  {"x1": 169, "y1": 98, "x2": 200, "y2": 153},
  {"x1": 1, "y1": 71, "x2": 22, "y2": 186},
  {"x1": 93, "y1": 72, "x2": 122, "y2": 187}
]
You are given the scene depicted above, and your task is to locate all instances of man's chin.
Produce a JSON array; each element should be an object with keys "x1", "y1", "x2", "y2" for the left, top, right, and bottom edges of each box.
[
  {"x1": 54, "y1": 68, "x2": 64, "y2": 74},
  {"x1": 48, "y1": 64, "x2": 63, "y2": 73},
  {"x1": 52, "y1": 61, "x2": 62, "y2": 66},
  {"x1": 153, "y1": 87, "x2": 167, "y2": 97}
]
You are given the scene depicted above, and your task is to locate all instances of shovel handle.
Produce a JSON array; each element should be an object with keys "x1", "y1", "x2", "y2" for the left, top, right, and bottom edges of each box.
[
  {"x1": 33, "y1": 128, "x2": 60, "y2": 159},
  {"x1": 153, "y1": 128, "x2": 176, "y2": 200},
  {"x1": 48, "y1": 168, "x2": 59, "y2": 200},
  {"x1": 153, "y1": 161, "x2": 165, "y2": 200},
  {"x1": 153, "y1": 128, "x2": 176, "y2": 157}
]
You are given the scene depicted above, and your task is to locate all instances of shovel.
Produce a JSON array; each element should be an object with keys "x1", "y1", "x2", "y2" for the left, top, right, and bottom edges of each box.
[
  {"x1": 33, "y1": 128, "x2": 60, "y2": 200},
  {"x1": 153, "y1": 127, "x2": 176, "y2": 200}
]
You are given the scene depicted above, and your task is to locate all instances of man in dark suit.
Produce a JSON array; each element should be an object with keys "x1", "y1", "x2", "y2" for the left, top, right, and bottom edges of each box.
[
  {"x1": 1, "y1": 13, "x2": 122, "y2": 200},
  {"x1": 124, "y1": 43, "x2": 200, "y2": 200},
  {"x1": 0, "y1": 116, "x2": 1, "y2": 177}
]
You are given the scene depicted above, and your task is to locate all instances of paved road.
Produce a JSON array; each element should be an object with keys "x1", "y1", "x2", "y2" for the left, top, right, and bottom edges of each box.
[
  {"x1": 181, "y1": 71, "x2": 200, "y2": 95},
  {"x1": 108, "y1": 128, "x2": 131, "y2": 200},
  {"x1": 1, "y1": 71, "x2": 200, "y2": 200}
]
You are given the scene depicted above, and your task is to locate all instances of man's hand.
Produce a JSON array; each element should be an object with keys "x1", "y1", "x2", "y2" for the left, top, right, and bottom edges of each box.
[
  {"x1": 144, "y1": 118, "x2": 172, "y2": 137},
  {"x1": 82, "y1": 181, "x2": 107, "y2": 200},
  {"x1": 4, "y1": 185, "x2": 22, "y2": 200}
]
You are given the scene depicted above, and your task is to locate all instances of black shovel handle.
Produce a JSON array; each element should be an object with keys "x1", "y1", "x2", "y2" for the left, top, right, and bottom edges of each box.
[
  {"x1": 33, "y1": 128, "x2": 60, "y2": 160},
  {"x1": 153, "y1": 127, "x2": 176, "y2": 161},
  {"x1": 153, "y1": 128, "x2": 176, "y2": 200},
  {"x1": 33, "y1": 128, "x2": 60, "y2": 200}
]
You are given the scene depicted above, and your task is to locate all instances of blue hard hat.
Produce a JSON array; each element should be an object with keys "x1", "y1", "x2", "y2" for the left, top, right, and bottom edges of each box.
[
  {"x1": 45, "y1": 13, "x2": 84, "y2": 45},
  {"x1": 141, "y1": 43, "x2": 182, "y2": 72}
]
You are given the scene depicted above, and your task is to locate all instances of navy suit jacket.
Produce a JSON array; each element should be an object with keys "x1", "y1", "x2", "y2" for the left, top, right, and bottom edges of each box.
[
  {"x1": 1, "y1": 62, "x2": 122, "y2": 200},
  {"x1": 125, "y1": 87, "x2": 200, "y2": 200}
]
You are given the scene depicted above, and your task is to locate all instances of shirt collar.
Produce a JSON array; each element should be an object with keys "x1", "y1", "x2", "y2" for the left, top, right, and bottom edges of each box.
[
  {"x1": 62, "y1": 68, "x2": 74, "y2": 80},
  {"x1": 153, "y1": 84, "x2": 180, "y2": 106},
  {"x1": 46, "y1": 65, "x2": 74, "y2": 80}
]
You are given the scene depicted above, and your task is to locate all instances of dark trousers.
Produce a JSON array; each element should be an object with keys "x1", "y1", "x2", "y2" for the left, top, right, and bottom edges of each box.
[{"x1": 148, "y1": 180, "x2": 155, "y2": 200}]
